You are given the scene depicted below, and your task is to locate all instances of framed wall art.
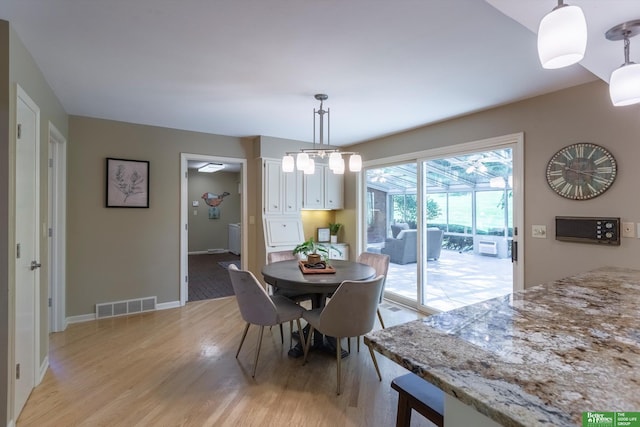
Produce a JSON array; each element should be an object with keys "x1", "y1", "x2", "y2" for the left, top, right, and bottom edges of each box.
[
  {"x1": 317, "y1": 227, "x2": 330, "y2": 243},
  {"x1": 106, "y1": 157, "x2": 150, "y2": 208}
]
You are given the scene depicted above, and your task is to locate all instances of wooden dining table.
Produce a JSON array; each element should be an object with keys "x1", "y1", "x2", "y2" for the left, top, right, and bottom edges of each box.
[{"x1": 261, "y1": 259, "x2": 376, "y2": 356}]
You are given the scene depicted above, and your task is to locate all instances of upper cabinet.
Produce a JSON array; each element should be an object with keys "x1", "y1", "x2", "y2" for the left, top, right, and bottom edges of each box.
[
  {"x1": 263, "y1": 159, "x2": 301, "y2": 214},
  {"x1": 303, "y1": 164, "x2": 344, "y2": 210},
  {"x1": 264, "y1": 159, "x2": 343, "y2": 213}
]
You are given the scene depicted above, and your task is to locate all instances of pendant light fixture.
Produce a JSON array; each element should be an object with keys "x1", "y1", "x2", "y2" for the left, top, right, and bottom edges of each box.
[
  {"x1": 537, "y1": 0, "x2": 587, "y2": 69},
  {"x1": 282, "y1": 94, "x2": 362, "y2": 175},
  {"x1": 606, "y1": 20, "x2": 640, "y2": 107}
]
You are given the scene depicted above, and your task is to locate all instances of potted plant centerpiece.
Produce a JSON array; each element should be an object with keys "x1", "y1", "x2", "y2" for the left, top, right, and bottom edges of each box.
[
  {"x1": 328, "y1": 222, "x2": 342, "y2": 243},
  {"x1": 293, "y1": 237, "x2": 329, "y2": 265}
]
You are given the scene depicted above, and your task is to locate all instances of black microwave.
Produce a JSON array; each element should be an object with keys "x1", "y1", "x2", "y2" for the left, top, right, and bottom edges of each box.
[{"x1": 555, "y1": 216, "x2": 620, "y2": 245}]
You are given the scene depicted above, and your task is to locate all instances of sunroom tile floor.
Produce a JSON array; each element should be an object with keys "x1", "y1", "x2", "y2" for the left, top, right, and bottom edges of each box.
[{"x1": 384, "y1": 249, "x2": 513, "y2": 312}]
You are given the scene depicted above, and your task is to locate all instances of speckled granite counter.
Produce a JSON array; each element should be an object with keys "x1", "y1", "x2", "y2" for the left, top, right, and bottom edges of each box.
[{"x1": 365, "y1": 267, "x2": 640, "y2": 427}]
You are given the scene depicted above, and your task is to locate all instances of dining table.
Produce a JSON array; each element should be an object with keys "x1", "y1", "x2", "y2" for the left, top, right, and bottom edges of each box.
[{"x1": 261, "y1": 259, "x2": 376, "y2": 356}]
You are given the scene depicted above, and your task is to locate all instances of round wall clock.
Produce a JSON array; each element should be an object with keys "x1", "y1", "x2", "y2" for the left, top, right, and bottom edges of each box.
[{"x1": 546, "y1": 143, "x2": 617, "y2": 200}]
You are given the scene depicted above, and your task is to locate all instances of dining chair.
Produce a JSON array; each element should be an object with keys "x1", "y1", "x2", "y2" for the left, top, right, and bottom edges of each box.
[
  {"x1": 302, "y1": 275, "x2": 385, "y2": 395},
  {"x1": 349, "y1": 252, "x2": 390, "y2": 352},
  {"x1": 268, "y1": 250, "x2": 315, "y2": 348},
  {"x1": 227, "y1": 264, "x2": 306, "y2": 378},
  {"x1": 357, "y1": 252, "x2": 390, "y2": 328}
]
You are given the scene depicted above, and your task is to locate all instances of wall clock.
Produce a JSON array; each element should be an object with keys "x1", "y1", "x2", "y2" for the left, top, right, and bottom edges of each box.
[{"x1": 546, "y1": 143, "x2": 617, "y2": 200}]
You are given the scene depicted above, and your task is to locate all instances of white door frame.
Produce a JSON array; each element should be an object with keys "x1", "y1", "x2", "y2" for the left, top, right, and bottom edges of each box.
[
  {"x1": 359, "y1": 133, "x2": 524, "y2": 309},
  {"x1": 179, "y1": 153, "x2": 248, "y2": 305},
  {"x1": 48, "y1": 122, "x2": 67, "y2": 332}
]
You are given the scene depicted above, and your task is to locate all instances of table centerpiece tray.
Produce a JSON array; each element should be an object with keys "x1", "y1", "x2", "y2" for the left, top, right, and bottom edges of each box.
[{"x1": 298, "y1": 260, "x2": 336, "y2": 274}]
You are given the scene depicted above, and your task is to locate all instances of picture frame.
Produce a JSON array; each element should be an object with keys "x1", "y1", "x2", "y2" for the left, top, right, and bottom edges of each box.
[
  {"x1": 106, "y1": 157, "x2": 150, "y2": 208},
  {"x1": 317, "y1": 227, "x2": 330, "y2": 243}
]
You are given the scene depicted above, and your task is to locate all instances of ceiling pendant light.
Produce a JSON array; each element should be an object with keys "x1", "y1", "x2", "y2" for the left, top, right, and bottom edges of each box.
[
  {"x1": 606, "y1": 20, "x2": 640, "y2": 107},
  {"x1": 537, "y1": 0, "x2": 587, "y2": 69},
  {"x1": 282, "y1": 94, "x2": 361, "y2": 174}
]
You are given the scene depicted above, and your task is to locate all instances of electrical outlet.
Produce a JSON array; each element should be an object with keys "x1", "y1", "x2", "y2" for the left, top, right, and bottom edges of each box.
[
  {"x1": 532, "y1": 225, "x2": 546, "y2": 238},
  {"x1": 622, "y1": 222, "x2": 635, "y2": 238}
]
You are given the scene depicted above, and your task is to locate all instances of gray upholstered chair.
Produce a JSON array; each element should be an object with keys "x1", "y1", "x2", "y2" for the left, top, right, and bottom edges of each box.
[
  {"x1": 381, "y1": 229, "x2": 417, "y2": 264},
  {"x1": 267, "y1": 250, "x2": 314, "y2": 348},
  {"x1": 302, "y1": 275, "x2": 385, "y2": 395},
  {"x1": 227, "y1": 264, "x2": 306, "y2": 378},
  {"x1": 425, "y1": 228, "x2": 444, "y2": 261}
]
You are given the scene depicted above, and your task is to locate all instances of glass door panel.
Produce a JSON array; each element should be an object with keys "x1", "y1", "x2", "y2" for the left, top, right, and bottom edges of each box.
[
  {"x1": 422, "y1": 148, "x2": 514, "y2": 312},
  {"x1": 364, "y1": 164, "x2": 417, "y2": 305}
]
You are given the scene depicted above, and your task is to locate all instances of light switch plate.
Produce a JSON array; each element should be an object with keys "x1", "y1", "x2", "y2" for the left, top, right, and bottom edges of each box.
[
  {"x1": 532, "y1": 225, "x2": 546, "y2": 238},
  {"x1": 622, "y1": 222, "x2": 635, "y2": 238}
]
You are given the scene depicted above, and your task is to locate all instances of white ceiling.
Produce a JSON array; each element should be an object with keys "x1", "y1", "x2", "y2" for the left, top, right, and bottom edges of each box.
[{"x1": 3, "y1": 1, "x2": 636, "y2": 146}]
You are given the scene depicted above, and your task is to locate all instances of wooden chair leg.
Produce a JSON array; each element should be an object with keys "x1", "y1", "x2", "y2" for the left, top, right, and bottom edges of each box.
[
  {"x1": 368, "y1": 344, "x2": 382, "y2": 381},
  {"x1": 236, "y1": 323, "x2": 250, "y2": 358},
  {"x1": 336, "y1": 337, "x2": 342, "y2": 395},
  {"x1": 303, "y1": 326, "x2": 315, "y2": 364},
  {"x1": 252, "y1": 325, "x2": 265, "y2": 378},
  {"x1": 296, "y1": 319, "x2": 306, "y2": 353},
  {"x1": 396, "y1": 391, "x2": 412, "y2": 427},
  {"x1": 377, "y1": 308, "x2": 386, "y2": 329}
]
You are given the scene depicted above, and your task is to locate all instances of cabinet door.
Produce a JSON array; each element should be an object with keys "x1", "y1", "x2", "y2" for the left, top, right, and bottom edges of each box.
[
  {"x1": 264, "y1": 160, "x2": 283, "y2": 214},
  {"x1": 283, "y1": 169, "x2": 301, "y2": 213},
  {"x1": 303, "y1": 169, "x2": 324, "y2": 209},
  {"x1": 324, "y1": 167, "x2": 344, "y2": 209}
]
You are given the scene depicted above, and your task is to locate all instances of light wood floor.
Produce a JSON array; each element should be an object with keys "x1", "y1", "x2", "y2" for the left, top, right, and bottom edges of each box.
[{"x1": 17, "y1": 298, "x2": 436, "y2": 427}]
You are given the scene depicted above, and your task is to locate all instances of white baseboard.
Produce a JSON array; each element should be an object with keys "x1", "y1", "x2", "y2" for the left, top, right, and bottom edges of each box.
[
  {"x1": 38, "y1": 355, "x2": 49, "y2": 384},
  {"x1": 66, "y1": 300, "x2": 182, "y2": 325}
]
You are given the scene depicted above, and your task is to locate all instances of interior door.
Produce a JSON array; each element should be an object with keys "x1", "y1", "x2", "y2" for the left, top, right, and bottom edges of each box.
[{"x1": 15, "y1": 87, "x2": 40, "y2": 417}]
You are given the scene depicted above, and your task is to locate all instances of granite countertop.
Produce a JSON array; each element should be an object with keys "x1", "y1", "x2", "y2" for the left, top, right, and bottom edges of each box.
[{"x1": 364, "y1": 266, "x2": 640, "y2": 427}]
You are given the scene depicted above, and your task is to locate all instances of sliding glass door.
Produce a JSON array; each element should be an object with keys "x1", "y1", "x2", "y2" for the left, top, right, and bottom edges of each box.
[{"x1": 362, "y1": 139, "x2": 519, "y2": 313}]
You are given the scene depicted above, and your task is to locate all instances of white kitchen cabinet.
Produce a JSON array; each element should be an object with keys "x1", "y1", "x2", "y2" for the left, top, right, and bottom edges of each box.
[
  {"x1": 302, "y1": 165, "x2": 343, "y2": 210},
  {"x1": 319, "y1": 243, "x2": 349, "y2": 260},
  {"x1": 228, "y1": 223, "x2": 241, "y2": 255},
  {"x1": 263, "y1": 159, "x2": 301, "y2": 214},
  {"x1": 324, "y1": 167, "x2": 343, "y2": 209}
]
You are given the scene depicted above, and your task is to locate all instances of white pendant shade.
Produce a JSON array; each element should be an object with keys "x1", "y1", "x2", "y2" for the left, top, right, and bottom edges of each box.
[
  {"x1": 349, "y1": 154, "x2": 362, "y2": 172},
  {"x1": 304, "y1": 158, "x2": 315, "y2": 175},
  {"x1": 329, "y1": 152, "x2": 342, "y2": 171},
  {"x1": 296, "y1": 152, "x2": 309, "y2": 170},
  {"x1": 333, "y1": 157, "x2": 345, "y2": 174},
  {"x1": 609, "y1": 62, "x2": 640, "y2": 106},
  {"x1": 282, "y1": 155, "x2": 295, "y2": 172},
  {"x1": 537, "y1": 5, "x2": 587, "y2": 69}
]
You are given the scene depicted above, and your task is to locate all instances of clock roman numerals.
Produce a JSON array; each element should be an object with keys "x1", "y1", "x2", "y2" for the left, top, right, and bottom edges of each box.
[{"x1": 546, "y1": 143, "x2": 617, "y2": 200}]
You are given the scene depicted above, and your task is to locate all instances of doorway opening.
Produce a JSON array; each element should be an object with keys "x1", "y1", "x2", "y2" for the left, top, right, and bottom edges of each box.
[{"x1": 179, "y1": 154, "x2": 247, "y2": 305}]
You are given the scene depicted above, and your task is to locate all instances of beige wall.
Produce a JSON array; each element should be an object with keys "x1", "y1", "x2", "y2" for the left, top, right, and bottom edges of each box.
[
  {"x1": 349, "y1": 80, "x2": 640, "y2": 287},
  {"x1": 67, "y1": 116, "x2": 252, "y2": 316},
  {"x1": 187, "y1": 170, "x2": 241, "y2": 252}
]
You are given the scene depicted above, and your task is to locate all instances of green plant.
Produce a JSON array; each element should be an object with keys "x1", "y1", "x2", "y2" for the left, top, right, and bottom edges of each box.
[
  {"x1": 328, "y1": 223, "x2": 343, "y2": 235},
  {"x1": 292, "y1": 237, "x2": 329, "y2": 259}
]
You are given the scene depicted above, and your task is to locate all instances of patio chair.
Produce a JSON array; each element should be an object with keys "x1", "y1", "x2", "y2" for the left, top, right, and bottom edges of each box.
[{"x1": 227, "y1": 264, "x2": 306, "y2": 378}]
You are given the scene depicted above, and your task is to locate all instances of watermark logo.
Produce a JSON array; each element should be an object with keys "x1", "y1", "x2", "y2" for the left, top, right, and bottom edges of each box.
[{"x1": 582, "y1": 412, "x2": 640, "y2": 427}]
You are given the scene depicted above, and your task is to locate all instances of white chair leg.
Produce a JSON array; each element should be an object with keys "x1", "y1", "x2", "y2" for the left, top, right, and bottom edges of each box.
[
  {"x1": 236, "y1": 323, "x2": 250, "y2": 358},
  {"x1": 252, "y1": 325, "x2": 265, "y2": 378}
]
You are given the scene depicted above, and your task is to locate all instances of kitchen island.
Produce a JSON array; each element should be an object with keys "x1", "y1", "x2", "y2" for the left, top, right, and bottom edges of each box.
[{"x1": 365, "y1": 267, "x2": 640, "y2": 426}]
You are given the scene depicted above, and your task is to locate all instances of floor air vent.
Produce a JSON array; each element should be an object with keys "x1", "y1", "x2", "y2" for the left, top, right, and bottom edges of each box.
[{"x1": 96, "y1": 296, "x2": 157, "y2": 319}]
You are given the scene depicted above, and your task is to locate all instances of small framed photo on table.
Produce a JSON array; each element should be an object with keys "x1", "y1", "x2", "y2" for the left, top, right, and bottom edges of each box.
[{"x1": 317, "y1": 227, "x2": 330, "y2": 243}]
